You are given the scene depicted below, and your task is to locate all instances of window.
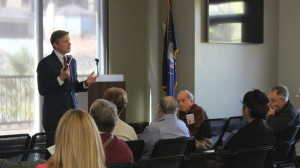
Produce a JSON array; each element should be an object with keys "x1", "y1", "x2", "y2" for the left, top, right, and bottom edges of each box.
[
  {"x1": 43, "y1": 0, "x2": 99, "y2": 75},
  {"x1": 0, "y1": 0, "x2": 35, "y2": 135},
  {"x1": 0, "y1": 0, "x2": 107, "y2": 135}
]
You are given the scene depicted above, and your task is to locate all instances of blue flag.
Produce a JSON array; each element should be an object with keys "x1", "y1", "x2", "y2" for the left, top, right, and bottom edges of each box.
[{"x1": 161, "y1": 0, "x2": 178, "y2": 97}]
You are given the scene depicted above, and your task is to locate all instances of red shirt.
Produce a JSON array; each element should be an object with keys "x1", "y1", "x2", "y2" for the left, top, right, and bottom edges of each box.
[
  {"x1": 101, "y1": 133, "x2": 134, "y2": 166},
  {"x1": 35, "y1": 163, "x2": 47, "y2": 168}
]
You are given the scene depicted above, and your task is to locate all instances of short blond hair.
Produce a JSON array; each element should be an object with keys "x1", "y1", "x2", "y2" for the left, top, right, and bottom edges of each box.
[
  {"x1": 49, "y1": 110, "x2": 105, "y2": 168},
  {"x1": 103, "y1": 87, "x2": 128, "y2": 115}
]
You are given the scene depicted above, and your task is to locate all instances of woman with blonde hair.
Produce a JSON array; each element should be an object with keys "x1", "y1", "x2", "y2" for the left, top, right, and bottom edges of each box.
[{"x1": 36, "y1": 109, "x2": 105, "y2": 168}]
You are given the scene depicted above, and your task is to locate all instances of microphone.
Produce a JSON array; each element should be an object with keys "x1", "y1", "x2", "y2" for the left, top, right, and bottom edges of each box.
[
  {"x1": 63, "y1": 55, "x2": 73, "y2": 71},
  {"x1": 95, "y1": 58, "x2": 99, "y2": 75}
]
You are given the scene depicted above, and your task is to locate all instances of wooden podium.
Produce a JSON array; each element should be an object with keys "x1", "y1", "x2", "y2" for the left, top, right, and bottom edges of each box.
[{"x1": 88, "y1": 75, "x2": 126, "y2": 120}]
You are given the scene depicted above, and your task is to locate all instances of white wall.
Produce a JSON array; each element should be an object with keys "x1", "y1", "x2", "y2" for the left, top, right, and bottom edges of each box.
[
  {"x1": 193, "y1": 0, "x2": 279, "y2": 118},
  {"x1": 279, "y1": 0, "x2": 300, "y2": 108},
  {"x1": 109, "y1": 0, "x2": 281, "y2": 122},
  {"x1": 108, "y1": 0, "x2": 148, "y2": 122},
  {"x1": 172, "y1": 0, "x2": 196, "y2": 94}
]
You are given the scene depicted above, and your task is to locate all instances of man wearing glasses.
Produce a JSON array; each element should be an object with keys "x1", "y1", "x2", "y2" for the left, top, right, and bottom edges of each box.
[{"x1": 266, "y1": 85, "x2": 300, "y2": 161}]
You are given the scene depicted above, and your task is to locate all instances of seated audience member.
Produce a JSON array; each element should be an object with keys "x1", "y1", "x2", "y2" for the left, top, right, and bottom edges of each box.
[
  {"x1": 0, "y1": 159, "x2": 45, "y2": 168},
  {"x1": 90, "y1": 99, "x2": 134, "y2": 166},
  {"x1": 177, "y1": 90, "x2": 211, "y2": 149},
  {"x1": 35, "y1": 110, "x2": 105, "y2": 168},
  {"x1": 266, "y1": 85, "x2": 300, "y2": 161},
  {"x1": 223, "y1": 89, "x2": 275, "y2": 150},
  {"x1": 139, "y1": 96, "x2": 190, "y2": 159},
  {"x1": 294, "y1": 89, "x2": 300, "y2": 164},
  {"x1": 103, "y1": 87, "x2": 137, "y2": 141}
]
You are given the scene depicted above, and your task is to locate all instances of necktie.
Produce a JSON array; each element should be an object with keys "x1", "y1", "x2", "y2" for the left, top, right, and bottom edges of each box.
[
  {"x1": 63, "y1": 56, "x2": 67, "y2": 65},
  {"x1": 63, "y1": 55, "x2": 71, "y2": 85}
]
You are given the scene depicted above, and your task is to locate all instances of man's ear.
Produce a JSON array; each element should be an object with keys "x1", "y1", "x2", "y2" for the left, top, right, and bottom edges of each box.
[
  {"x1": 53, "y1": 42, "x2": 58, "y2": 49},
  {"x1": 157, "y1": 105, "x2": 162, "y2": 117},
  {"x1": 157, "y1": 104, "x2": 161, "y2": 112}
]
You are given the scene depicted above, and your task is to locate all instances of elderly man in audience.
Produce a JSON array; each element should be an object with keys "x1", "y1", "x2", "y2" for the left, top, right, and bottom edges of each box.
[
  {"x1": 223, "y1": 89, "x2": 275, "y2": 150},
  {"x1": 266, "y1": 85, "x2": 300, "y2": 161},
  {"x1": 89, "y1": 99, "x2": 134, "y2": 166},
  {"x1": 139, "y1": 96, "x2": 190, "y2": 159},
  {"x1": 177, "y1": 90, "x2": 211, "y2": 149},
  {"x1": 103, "y1": 87, "x2": 137, "y2": 141}
]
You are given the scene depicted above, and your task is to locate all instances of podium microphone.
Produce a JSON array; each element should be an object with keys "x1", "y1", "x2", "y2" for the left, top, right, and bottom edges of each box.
[{"x1": 95, "y1": 58, "x2": 99, "y2": 75}]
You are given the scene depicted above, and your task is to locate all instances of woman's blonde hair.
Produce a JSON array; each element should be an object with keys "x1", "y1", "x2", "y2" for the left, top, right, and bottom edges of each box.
[{"x1": 48, "y1": 109, "x2": 105, "y2": 168}]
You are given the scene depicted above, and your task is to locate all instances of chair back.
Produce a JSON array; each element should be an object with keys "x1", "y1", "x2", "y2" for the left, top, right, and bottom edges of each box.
[
  {"x1": 222, "y1": 116, "x2": 246, "y2": 146},
  {"x1": 185, "y1": 151, "x2": 233, "y2": 168},
  {"x1": 226, "y1": 116, "x2": 246, "y2": 132},
  {"x1": 0, "y1": 149, "x2": 49, "y2": 161},
  {"x1": 197, "y1": 118, "x2": 229, "y2": 149},
  {"x1": 0, "y1": 134, "x2": 31, "y2": 152},
  {"x1": 150, "y1": 137, "x2": 195, "y2": 158},
  {"x1": 288, "y1": 124, "x2": 300, "y2": 156},
  {"x1": 135, "y1": 155, "x2": 184, "y2": 168},
  {"x1": 128, "y1": 122, "x2": 149, "y2": 134},
  {"x1": 107, "y1": 163, "x2": 132, "y2": 168},
  {"x1": 126, "y1": 139, "x2": 145, "y2": 161},
  {"x1": 273, "y1": 125, "x2": 300, "y2": 168},
  {"x1": 231, "y1": 145, "x2": 273, "y2": 168},
  {"x1": 29, "y1": 132, "x2": 55, "y2": 150}
]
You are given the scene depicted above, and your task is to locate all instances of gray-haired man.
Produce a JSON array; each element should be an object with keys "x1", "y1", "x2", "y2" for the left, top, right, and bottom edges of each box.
[
  {"x1": 267, "y1": 85, "x2": 300, "y2": 161},
  {"x1": 139, "y1": 96, "x2": 190, "y2": 159}
]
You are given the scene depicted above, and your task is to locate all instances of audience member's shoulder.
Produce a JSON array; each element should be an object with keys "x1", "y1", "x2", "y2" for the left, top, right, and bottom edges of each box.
[
  {"x1": 0, "y1": 159, "x2": 21, "y2": 168},
  {"x1": 22, "y1": 160, "x2": 47, "y2": 168},
  {"x1": 193, "y1": 103, "x2": 205, "y2": 111},
  {"x1": 114, "y1": 136, "x2": 131, "y2": 148},
  {"x1": 34, "y1": 163, "x2": 48, "y2": 168},
  {"x1": 144, "y1": 123, "x2": 160, "y2": 132},
  {"x1": 117, "y1": 119, "x2": 133, "y2": 129},
  {"x1": 112, "y1": 119, "x2": 137, "y2": 141}
]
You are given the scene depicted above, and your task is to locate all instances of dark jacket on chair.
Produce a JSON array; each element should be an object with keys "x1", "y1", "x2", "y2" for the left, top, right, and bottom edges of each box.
[{"x1": 223, "y1": 119, "x2": 275, "y2": 150}]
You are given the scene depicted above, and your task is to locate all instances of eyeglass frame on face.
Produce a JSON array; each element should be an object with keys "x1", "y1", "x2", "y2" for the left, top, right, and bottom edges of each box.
[{"x1": 269, "y1": 97, "x2": 283, "y2": 103}]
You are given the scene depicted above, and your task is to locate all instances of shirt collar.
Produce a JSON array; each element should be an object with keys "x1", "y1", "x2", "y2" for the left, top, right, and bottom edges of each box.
[
  {"x1": 54, "y1": 50, "x2": 65, "y2": 65},
  {"x1": 159, "y1": 113, "x2": 177, "y2": 121}
]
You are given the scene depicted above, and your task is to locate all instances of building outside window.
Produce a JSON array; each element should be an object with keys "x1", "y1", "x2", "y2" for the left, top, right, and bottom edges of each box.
[{"x1": 0, "y1": 0, "x2": 106, "y2": 135}]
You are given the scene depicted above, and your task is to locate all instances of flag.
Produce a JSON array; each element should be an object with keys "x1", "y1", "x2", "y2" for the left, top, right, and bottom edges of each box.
[{"x1": 161, "y1": 0, "x2": 178, "y2": 97}]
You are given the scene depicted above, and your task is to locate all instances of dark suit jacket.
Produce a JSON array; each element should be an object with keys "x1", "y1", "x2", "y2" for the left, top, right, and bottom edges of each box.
[
  {"x1": 266, "y1": 101, "x2": 300, "y2": 160},
  {"x1": 37, "y1": 51, "x2": 87, "y2": 132}
]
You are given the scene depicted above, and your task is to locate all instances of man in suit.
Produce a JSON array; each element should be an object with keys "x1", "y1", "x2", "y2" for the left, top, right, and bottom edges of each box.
[{"x1": 37, "y1": 30, "x2": 98, "y2": 133}]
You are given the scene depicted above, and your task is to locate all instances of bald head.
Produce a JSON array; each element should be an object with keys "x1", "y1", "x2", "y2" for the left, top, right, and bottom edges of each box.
[
  {"x1": 177, "y1": 90, "x2": 194, "y2": 113},
  {"x1": 159, "y1": 96, "x2": 178, "y2": 114}
]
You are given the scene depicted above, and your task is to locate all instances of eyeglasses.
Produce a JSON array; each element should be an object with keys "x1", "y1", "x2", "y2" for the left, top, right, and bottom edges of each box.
[{"x1": 269, "y1": 98, "x2": 283, "y2": 103}]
